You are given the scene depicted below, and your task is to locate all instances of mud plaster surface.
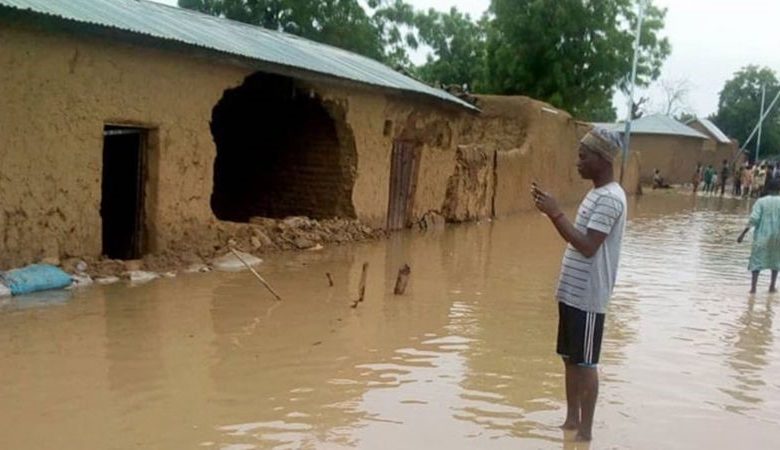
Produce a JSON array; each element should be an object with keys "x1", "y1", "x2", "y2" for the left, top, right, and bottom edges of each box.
[
  {"x1": 1, "y1": 23, "x2": 642, "y2": 271},
  {"x1": 632, "y1": 134, "x2": 732, "y2": 185},
  {"x1": 0, "y1": 22, "x2": 248, "y2": 267}
]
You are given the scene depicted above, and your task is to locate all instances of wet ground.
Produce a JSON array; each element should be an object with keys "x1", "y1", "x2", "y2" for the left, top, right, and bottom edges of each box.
[{"x1": 1, "y1": 192, "x2": 778, "y2": 449}]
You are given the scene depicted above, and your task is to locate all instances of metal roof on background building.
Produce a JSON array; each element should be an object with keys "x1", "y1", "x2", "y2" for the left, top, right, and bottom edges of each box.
[
  {"x1": 686, "y1": 118, "x2": 732, "y2": 144},
  {"x1": 0, "y1": 0, "x2": 478, "y2": 111},
  {"x1": 596, "y1": 114, "x2": 708, "y2": 139}
]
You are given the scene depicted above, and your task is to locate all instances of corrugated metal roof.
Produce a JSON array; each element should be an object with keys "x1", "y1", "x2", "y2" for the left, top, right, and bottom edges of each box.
[
  {"x1": 0, "y1": 0, "x2": 478, "y2": 111},
  {"x1": 597, "y1": 114, "x2": 708, "y2": 139},
  {"x1": 686, "y1": 118, "x2": 731, "y2": 144}
]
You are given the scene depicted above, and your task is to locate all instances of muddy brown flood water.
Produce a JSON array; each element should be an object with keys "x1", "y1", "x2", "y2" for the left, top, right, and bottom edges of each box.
[{"x1": 1, "y1": 192, "x2": 779, "y2": 449}]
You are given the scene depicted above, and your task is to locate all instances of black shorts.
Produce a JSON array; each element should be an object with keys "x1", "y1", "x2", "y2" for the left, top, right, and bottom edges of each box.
[{"x1": 557, "y1": 302, "x2": 605, "y2": 367}]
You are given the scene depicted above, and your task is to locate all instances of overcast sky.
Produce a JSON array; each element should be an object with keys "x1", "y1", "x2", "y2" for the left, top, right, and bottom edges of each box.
[{"x1": 151, "y1": 0, "x2": 780, "y2": 119}]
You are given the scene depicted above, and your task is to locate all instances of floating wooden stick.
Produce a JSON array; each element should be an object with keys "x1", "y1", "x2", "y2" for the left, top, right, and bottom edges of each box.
[
  {"x1": 351, "y1": 262, "x2": 369, "y2": 308},
  {"x1": 393, "y1": 264, "x2": 411, "y2": 295},
  {"x1": 229, "y1": 248, "x2": 282, "y2": 301},
  {"x1": 326, "y1": 272, "x2": 334, "y2": 287}
]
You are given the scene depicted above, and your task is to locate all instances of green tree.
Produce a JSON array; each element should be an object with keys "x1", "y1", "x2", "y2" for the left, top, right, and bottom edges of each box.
[
  {"x1": 369, "y1": 0, "x2": 419, "y2": 70},
  {"x1": 412, "y1": 8, "x2": 486, "y2": 91},
  {"x1": 715, "y1": 65, "x2": 780, "y2": 160},
  {"x1": 179, "y1": 0, "x2": 673, "y2": 123},
  {"x1": 179, "y1": 0, "x2": 389, "y2": 61},
  {"x1": 484, "y1": 0, "x2": 671, "y2": 121},
  {"x1": 179, "y1": 0, "x2": 488, "y2": 86}
]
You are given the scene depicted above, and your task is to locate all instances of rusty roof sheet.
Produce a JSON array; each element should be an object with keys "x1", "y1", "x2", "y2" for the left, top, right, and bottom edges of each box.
[{"x1": 0, "y1": 0, "x2": 478, "y2": 111}]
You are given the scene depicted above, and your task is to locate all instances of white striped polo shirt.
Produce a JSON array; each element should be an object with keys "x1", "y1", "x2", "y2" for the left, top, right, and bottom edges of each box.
[{"x1": 556, "y1": 181, "x2": 626, "y2": 314}]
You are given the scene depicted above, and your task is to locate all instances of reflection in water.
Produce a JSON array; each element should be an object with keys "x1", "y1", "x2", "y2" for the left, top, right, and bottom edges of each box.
[
  {"x1": 105, "y1": 283, "x2": 164, "y2": 404},
  {"x1": 0, "y1": 192, "x2": 779, "y2": 449},
  {"x1": 723, "y1": 295, "x2": 774, "y2": 412}
]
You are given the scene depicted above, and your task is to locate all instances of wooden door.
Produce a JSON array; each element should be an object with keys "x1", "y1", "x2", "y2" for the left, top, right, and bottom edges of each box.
[{"x1": 386, "y1": 140, "x2": 421, "y2": 230}]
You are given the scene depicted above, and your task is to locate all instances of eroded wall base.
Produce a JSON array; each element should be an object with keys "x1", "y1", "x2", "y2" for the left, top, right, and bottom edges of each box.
[{"x1": 1, "y1": 23, "x2": 645, "y2": 269}]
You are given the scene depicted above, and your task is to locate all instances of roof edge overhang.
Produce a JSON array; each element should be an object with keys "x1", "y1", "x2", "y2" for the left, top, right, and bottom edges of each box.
[{"x1": 0, "y1": 3, "x2": 480, "y2": 113}]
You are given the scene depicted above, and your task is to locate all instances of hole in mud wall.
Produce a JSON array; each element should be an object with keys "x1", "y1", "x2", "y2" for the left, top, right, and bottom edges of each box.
[{"x1": 210, "y1": 73, "x2": 357, "y2": 222}]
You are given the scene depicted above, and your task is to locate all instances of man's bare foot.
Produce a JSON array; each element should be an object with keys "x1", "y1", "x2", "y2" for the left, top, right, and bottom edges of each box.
[
  {"x1": 770, "y1": 287, "x2": 777, "y2": 293},
  {"x1": 574, "y1": 431, "x2": 592, "y2": 442},
  {"x1": 560, "y1": 420, "x2": 579, "y2": 430}
]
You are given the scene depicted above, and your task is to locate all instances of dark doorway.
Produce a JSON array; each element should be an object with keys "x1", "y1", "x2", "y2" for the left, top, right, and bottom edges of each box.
[
  {"x1": 386, "y1": 140, "x2": 421, "y2": 230},
  {"x1": 210, "y1": 73, "x2": 357, "y2": 222},
  {"x1": 101, "y1": 126, "x2": 146, "y2": 260}
]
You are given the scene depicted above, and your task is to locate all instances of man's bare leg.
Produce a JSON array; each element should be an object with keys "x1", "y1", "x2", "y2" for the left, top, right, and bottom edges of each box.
[
  {"x1": 771, "y1": 270, "x2": 778, "y2": 293},
  {"x1": 751, "y1": 270, "x2": 760, "y2": 294},
  {"x1": 573, "y1": 365, "x2": 599, "y2": 441},
  {"x1": 561, "y1": 358, "x2": 580, "y2": 430}
]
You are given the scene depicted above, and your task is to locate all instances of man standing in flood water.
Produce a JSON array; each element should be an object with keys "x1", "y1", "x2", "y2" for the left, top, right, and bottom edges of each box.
[{"x1": 530, "y1": 127, "x2": 627, "y2": 442}]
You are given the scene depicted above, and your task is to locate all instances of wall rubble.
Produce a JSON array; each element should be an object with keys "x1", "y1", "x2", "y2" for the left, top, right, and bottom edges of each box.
[{"x1": 0, "y1": 23, "x2": 643, "y2": 270}]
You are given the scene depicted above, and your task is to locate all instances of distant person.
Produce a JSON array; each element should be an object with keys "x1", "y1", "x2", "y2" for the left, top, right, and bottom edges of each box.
[
  {"x1": 738, "y1": 179, "x2": 780, "y2": 293},
  {"x1": 720, "y1": 159, "x2": 730, "y2": 196},
  {"x1": 733, "y1": 164, "x2": 743, "y2": 196},
  {"x1": 742, "y1": 164, "x2": 754, "y2": 198},
  {"x1": 757, "y1": 164, "x2": 768, "y2": 197},
  {"x1": 703, "y1": 165, "x2": 715, "y2": 194},
  {"x1": 531, "y1": 127, "x2": 626, "y2": 442},
  {"x1": 652, "y1": 169, "x2": 671, "y2": 189},
  {"x1": 750, "y1": 162, "x2": 760, "y2": 197},
  {"x1": 692, "y1": 163, "x2": 702, "y2": 194}
]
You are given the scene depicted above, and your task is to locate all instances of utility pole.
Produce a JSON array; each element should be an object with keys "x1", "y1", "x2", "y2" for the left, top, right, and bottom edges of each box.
[
  {"x1": 731, "y1": 87, "x2": 780, "y2": 164},
  {"x1": 756, "y1": 84, "x2": 766, "y2": 162},
  {"x1": 621, "y1": 0, "x2": 646, "y2": 184},
  {"x1": 736, "y1": 88, "x2": 779, "y2": 152}
]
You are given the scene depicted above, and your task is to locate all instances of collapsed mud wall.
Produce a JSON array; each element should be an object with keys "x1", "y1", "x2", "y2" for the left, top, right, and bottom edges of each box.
[
  {"x1": 442, "y1": 145, "x2": 495, "y2": 222},
  {"x1": 326, "y1": 91, "x2": 641, "y2": 228},
  {"x1": 210, "y1": 73, "x2": 357, "y2": 222},
  {"x1": 0, "y1": 21, "x2": 643, "y2": 269},
  {"x1": 461, "y1": 96, "x2": 594, "y2": 218}
]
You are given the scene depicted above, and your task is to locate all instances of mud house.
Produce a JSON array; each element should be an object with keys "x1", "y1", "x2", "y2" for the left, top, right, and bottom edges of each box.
[
  {"x1": 685, "y1": 117, "x2": 740, "y2": 162},
  {"x1": 0, "y1": 0, "x2": 639, "y2": 269},
  {"x1": 602, "y1": 114, "x2": 733, "y2": 185}
]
